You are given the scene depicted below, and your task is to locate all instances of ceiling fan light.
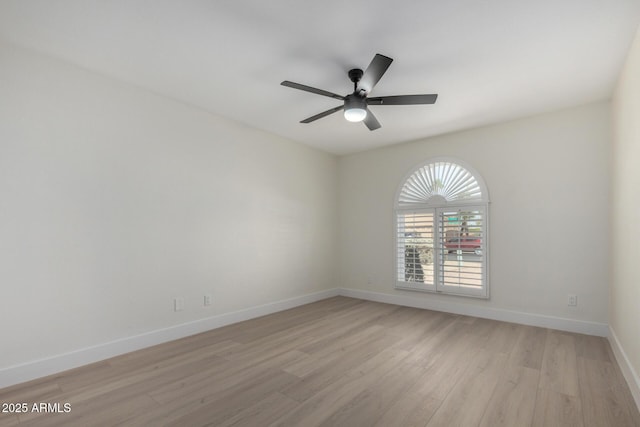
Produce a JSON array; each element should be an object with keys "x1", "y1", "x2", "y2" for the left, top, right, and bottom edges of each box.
[{"x1": 344, "y1": 107, "x2": 367, "y2": 122}]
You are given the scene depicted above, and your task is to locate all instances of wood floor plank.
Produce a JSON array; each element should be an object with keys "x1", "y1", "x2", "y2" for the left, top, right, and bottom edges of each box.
[
  {"x1": 269, "y1": 349, "x2": 410, "y2": 427},
  {"x1": 402, "y1": 316, "x2": 470, "y2": 369},
  {"x1": 148, "y1": 350, "x2": 305, "y2": 405},
  {"x1": 110, "y1": 337, "x2": 243, "y2": 371},
  {"x1": 160, "y1": 370, "x2": 300, "y2": 427},
  {"x1": 426, "y1": 350, "x2": 508, "y2": 426},
  {"x1": 281, "y1": 324, "x2": 388, "y2": 378},
  {"x1": 578, "y1": 356, "x2": 639, "y2": 427},
  {"x1": 0, "y1": 297, "x2": 637, "y2": 427},
  {"x1": 0, "y1": 414, "x2": 19, "y2": 427},
  {"x1": 58, "y1": 348, "x2": 230, "y2": 405},
  {"x1": 317, "y1": 362, "x2": 425, "y2": 427},
  {"x1": 408, "y1": 323, "x2": 481, "y2": 400},
  {"x1": 216, "y1": 331, "x2": 317, "y2": 365},
  {"x1": 231, "y1": 305, "x2": 353, "y2": 345},
  {"x1": 374, "y1": 392, "x2": 441, "y2": 427},
  {"x1": 538, "y1": 329, "x2": 581, "y2": 397},
  {"x1": 479, "y1": 365, "x2": 540, "y2": 427},
  {"x1": 215, "y1": 392, "x2": 299, "y2": 427},
  {"x1": 281, "y1": 332, "x2": 403, "y2": 402},
  {"x1": 532, "y1": 388, "x2": 584, "y2": 427},
  {"x1": 468, "y1": 318, "x2": 520, "y2": 355},
  {"x1": 408, "y1": 347, "x2": 471, "y2": 402},
  {"x1": 295, "y1": 302, "x2": 399, "y2": 354},
  {"x1": 227, "y1": 297, "x2": 351, "y2": 343},
  {"x1": 574, "y1": 334, "x2": 612, "y2": 363},
  {"x1": 508, "y1": 325, "x2": 547, "y2": 370},
  {"x1": 387, "y1": 310, "x2": 456, "y2": 352}
]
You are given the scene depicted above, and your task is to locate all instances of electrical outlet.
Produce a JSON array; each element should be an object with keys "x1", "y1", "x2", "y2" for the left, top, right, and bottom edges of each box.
[
  {"x1": 568, "y1": 294, "x2": 578, "y2": 307},
  {"x1": 204, "y1": 295, "x2": 212, "y2": 306},
  {"x1": 174, "y1": 297, "x2": 184, "y2": 312}
]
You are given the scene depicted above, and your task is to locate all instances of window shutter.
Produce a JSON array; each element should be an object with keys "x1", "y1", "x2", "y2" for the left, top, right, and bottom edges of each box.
[
  {"x1": 437, "y1": 207, "x2": 486, "y2": 297},
  {"x1": 398, "y1": 161, "x2": 483, "y2": 207},
  {"x1": 395, "y1": 159, "x2": 489, "y2": 298},
  {"x1": 396, "y1": 211, "x2": 436, "y2": 291}
]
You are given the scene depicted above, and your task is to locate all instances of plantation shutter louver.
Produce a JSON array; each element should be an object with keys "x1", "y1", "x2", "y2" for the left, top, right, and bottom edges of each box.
[
  {"x1": 396, "y1": 211, "x2": 436, "y2": 291},
  {"x1": 437, "y1": 207, "x2": 486, "y2": 297}
]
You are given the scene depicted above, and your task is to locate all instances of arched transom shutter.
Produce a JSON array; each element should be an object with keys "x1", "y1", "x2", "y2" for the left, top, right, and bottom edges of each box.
[{"x1": 398, "y1": 161, "x2": 484, "y2": 207}]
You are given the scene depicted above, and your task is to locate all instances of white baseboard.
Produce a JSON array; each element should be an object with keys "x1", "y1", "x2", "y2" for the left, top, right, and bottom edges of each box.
[
  {"x1": 0, "y1": 288, "x2": 340, "y2": 389},
  {"x1": 337, "y1": 288, "x2": 609, "y2": 337},
  {"x1": 608, "y1": 326, "x2": 640, "y2": 411}
]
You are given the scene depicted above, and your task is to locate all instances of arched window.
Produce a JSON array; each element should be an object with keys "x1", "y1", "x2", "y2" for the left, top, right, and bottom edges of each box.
[{"x1": 395, "y1": 158, "x2": 489, "y2": 298}]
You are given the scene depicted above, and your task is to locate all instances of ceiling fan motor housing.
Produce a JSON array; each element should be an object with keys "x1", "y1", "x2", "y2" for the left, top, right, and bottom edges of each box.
[
  {"x1": 343, "y1": 94, "x2": 367, "y2": 122},
  {"x1": 344, "y1": 93, "x2": 366, "y2": 110}
]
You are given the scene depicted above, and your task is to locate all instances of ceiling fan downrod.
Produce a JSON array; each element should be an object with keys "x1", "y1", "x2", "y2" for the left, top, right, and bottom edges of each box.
[{"x1": 348, "y1": 68, "x2": 364, "y2": 94}]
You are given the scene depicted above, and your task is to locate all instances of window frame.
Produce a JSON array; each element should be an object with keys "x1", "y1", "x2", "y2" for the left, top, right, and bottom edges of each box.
[{"x1": 394, "y1": 158, "x2": 490, "y2": 299}]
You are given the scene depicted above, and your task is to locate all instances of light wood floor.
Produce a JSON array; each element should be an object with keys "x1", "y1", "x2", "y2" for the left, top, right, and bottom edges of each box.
[{"x1": 1, "y1": 297, "x2": 639, "y2": 426}]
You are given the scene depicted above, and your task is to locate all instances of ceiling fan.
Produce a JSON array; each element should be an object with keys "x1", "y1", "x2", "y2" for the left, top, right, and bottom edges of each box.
[{"x1": 281, "y1": 53, "x2": 438, "y2": 131}]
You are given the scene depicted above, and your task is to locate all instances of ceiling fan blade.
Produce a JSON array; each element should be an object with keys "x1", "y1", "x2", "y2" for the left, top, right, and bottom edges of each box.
[
  {"x1": 300, "y1": 105, "x2": 344, "y2": 123},
  {"x1": 363, "y1": 108, "x2": 381, "y2": 131},
  {"x1": 358, "y1": 54, "x2": 393, "y2": 94},
  {"x1": 367, "y1": 94, "x2": 438, "y2": 105},
  {"x1": 281, "y1": 81, "x2": 344, "y2": 100}
]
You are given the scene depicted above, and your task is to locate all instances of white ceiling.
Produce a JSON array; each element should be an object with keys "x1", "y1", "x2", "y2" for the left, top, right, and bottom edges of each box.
[{"x1": 1, "y1": 1, "x2": 639, "y2": 155}]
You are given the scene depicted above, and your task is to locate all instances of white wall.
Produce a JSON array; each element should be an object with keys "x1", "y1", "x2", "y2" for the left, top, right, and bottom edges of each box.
[
  {"x1": 611, "y1": 25, "x2": 640, "y2": 403},
  {"x1": 0, "y1": 42, "x2": 337, "y2": 374},
  {"x1": 338, "y1": 102, "x2": 611, "y2": 327}
]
